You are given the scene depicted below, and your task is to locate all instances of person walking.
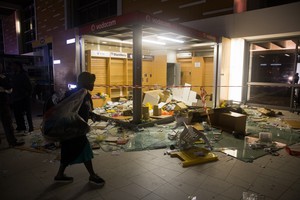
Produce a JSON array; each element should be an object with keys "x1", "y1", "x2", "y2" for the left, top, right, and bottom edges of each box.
[
  {"x1": 10, "y1": 62, "x2": 34, "y2": 134},
  {"x1": 54, "y1": 72, "x2": 105, "y2": 186},
  {"x1": 0, "y1": 63, "x2": 24, "y2": 147},
  {"x1": 294, "y1": 73, "x2": 299, "y2": 84}
]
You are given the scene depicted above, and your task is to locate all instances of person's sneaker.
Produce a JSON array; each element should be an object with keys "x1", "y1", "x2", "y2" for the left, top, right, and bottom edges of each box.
[
  {"x1": 89, "y1": 174, "x2": 105, "y2": 186},
  {"x1": 54, "y1": 175, "x2": 73, "y2": 183}
]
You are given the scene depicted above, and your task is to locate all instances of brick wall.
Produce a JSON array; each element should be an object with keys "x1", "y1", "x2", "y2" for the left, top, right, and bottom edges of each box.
[
  {"x1": 2, "y1": 13, "x2": 19, "y2": 55},
  {"x1": 35, "y1": 0, "x2": 65, "y2": 40}
]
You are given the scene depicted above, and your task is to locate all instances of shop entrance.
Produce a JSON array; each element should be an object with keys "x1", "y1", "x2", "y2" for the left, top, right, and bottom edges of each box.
[{"x1": 79, "y1": 12, "x2": 217, "y2": 123}]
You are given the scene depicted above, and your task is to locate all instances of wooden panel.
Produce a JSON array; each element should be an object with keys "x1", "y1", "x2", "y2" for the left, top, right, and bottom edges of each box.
[
  {"x1": 152, "y1": 55, "x2": 167, "y2": 87},
  {"x1": 109, "y1": 58, "x2": 125, "y2": 97},
  {"x1": 177, "y1": 57, "x2": 212, "y2": 95},
  {"x1": 191, "y1": 57, "x2": 204, "y2": 94},
  {"x1": 89, "y1": 55, "x2": 108, "y2": 95},
  {"x1": 110, "y1": 59, "x2": 125, "y2": 85},
  {"x1": 203, "y1": 57, "x2": 214, "y2": 95},
  {"x1": 127, "y1": 60, "x2": 133, "y2": 85},
  {"x1": 142, "y1": 60, "x2": 153, "y2": 89},
  {"x1": 178, "y1": 60, "x2": 192, "y2": 85},
  {"x1": 127, "y1": 60, "x2": 133, "y2": 96}
]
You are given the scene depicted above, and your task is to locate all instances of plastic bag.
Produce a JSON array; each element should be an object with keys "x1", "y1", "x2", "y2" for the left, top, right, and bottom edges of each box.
[{"x1": 41, "y1": 88, "x2": 90, "y2": 141}]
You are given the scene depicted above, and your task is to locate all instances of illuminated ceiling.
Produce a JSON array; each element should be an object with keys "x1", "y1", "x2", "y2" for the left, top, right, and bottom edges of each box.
[
  {"x1": 81, "y1": 12, "x2": 217, "y2": 53},
  {"x1": 83, "y1": 26, "x2": 216, "y2": 52}
]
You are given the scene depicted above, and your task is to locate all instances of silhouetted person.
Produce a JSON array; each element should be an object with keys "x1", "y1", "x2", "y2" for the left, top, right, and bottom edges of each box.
[
  {"x1": 0, "y1": 63, "x2": 24, "y2": 147},
  {"x1": 54, "y1": 72, "x2": 105, "y2": 186},
  {"x1": 294, "y1": 73, "x2": 300, "y2": 106},
  {"x1": 10, "y1": 62, "x2": 34, "y2": 133},
  {"x1": 294, "y1": 73, "x2": 299, "y2": 84}
]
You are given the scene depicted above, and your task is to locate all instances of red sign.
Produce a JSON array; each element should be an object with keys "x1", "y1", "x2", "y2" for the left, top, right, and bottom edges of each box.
[{"x1": 79, "y1": 11, "x2": 217, "y2": 42}]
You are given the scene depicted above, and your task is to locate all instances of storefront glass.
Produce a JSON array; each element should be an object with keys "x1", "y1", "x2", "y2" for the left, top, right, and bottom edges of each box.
[{"x1": 247, "y1": 38, "x2": 298, "y2": 108}]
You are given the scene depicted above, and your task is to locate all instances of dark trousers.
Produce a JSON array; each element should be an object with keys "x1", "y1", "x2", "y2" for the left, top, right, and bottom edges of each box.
[
  {"x1": 0, "y1": 103, "x2": 17, "y2": 145},
  {"x1": 13, "y1": 97, "x2": 33, "y2": 131}
]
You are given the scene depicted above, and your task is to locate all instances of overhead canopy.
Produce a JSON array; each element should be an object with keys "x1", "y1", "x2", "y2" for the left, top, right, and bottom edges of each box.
[{"x1": 79, "y1": 11, "x2": 218, "y2": 51}]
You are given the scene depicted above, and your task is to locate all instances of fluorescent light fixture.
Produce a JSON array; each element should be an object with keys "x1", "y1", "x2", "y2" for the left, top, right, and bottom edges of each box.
[
  {"x1": 142, "y1": 39, "x2": 166, "y2": 45},
  {"x1": 16, "y1": 20, "x2": 20, "y2": 34},
  {"x1": 203, "y1": 7, "x2": 233, "y2": 15},
  {"x1": 179, "y1": 0, "x2": 206, "y2": 8},
  {"x1": 157, "y1": 36, "x2": 184, "y2": 43},
  {"x1": 270, "y1": 63, "x2": 282, "y2": 66},
  {"x1": 191, "y1": 42, "x2": 215, "y2": 47},
  {"x1": 53, "y1": 60, "x2": 61, "y2": 64},
  {"x1": 100, "y1": 38, "x2": 132, "y2": 44},
  {"x1": 285, "y1": 54, "x2": 290, "y2": 57},
  {"x1": 66, "y1": 38, "x2": 75, "y2": 44}
]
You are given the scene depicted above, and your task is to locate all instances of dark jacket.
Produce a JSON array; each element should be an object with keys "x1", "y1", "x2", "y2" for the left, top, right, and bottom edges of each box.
[
  {"x1": 11, "y1": 70, "x2": 32, "y2": 102},
  {"x1": 0, "y1": 73, "x2": 12, "y2": 103}
]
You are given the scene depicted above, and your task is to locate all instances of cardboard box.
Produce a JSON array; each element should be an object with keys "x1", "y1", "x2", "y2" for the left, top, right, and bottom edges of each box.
[
  {"x1": 174, "y1": 102, "x2": 188, "y2": 111},
  {"x1": 210, "y1": 108, "x2": 247, "y2": 134},
  {"x1": 153, "y1": 105, "x2": 161, "y2": 116},
  {"x1": 142, "y1": 90, "x2": 162, "y2": 106},
  {"x1": 92, "y1": 98, "x2": 107, "y2": 108}
]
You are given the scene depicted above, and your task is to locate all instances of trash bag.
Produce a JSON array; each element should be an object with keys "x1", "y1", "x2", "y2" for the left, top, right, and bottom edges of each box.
[{"x1": 41, "y1": 88, "x2": 90, "y2": 141}]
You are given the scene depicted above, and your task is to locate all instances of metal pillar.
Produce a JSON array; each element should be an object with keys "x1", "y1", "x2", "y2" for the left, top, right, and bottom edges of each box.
[{"x1": 132, "y1": 25, "x2": 142, "y2": 124}]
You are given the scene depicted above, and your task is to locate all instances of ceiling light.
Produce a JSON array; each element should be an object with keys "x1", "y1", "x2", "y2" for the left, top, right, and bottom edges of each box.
[
  {"x1": 179, "y1": 0, "x2": 206, "y2": 8},
  {"x1": 66, "y1": 38, "x2": 75, "y2": 44},
  {"x1": 203, "y1": 7, "x2": 233, "y2": 15},
  {"x1": 142, "y1": 39, "x2": 166, "y2": 45},
  {"x1": 157, "y1": 36, "x2": 184, "y2": 43},
  {"x1": 99, "y1": 37, "x2": 132, "y2": 44},
  {"x1": 53, "y1": 60, "x2": 61, "y2": 64},
  {"x1": 191, "y1": 42, "x2": 215, "y2": 47}
]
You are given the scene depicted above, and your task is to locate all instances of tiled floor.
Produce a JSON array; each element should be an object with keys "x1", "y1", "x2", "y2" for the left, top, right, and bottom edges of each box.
[{"x1": 1, "y1": 104, "x2": 300, "y2": 200}]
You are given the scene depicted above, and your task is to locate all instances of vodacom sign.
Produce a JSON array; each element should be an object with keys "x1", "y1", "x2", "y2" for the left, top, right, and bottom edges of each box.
[{"x1": 90, "y1": 20, "x2": 117, "y2": 32}]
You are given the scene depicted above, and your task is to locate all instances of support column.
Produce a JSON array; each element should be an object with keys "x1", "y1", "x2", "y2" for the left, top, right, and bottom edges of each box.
[{"x1": 132, "y1": 25, "x2": 142, "y2": 124}]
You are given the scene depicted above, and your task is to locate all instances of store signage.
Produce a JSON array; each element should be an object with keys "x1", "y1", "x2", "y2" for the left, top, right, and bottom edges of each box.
[
  {"x1": 110, "y1": 52, "x2": 127, "y2": 58},
  {"x1": 127, "y1": 54, "x2": 154, "y2": 61},
  {"x1": 177, "y1": 52, "x2": 192, "y2": 58},
  {"x1": 79, "y1": 11, "x2": 217, "y2": 42},
  {"x1": 91, "y1": 51, "x2": 127, "y2": 58},
  {"x1": 143, "y1": 55, "x2": 154, "y2": 60},
  {"x1": 91, "y1": 51, "x2": 110, "y2": 57},
  {"x1": 90, "y1": 19, "x2": 117, "y2": 32}
]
